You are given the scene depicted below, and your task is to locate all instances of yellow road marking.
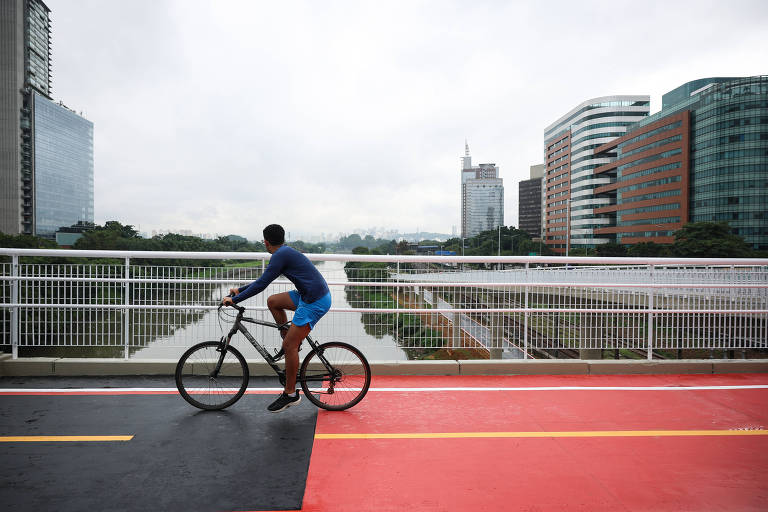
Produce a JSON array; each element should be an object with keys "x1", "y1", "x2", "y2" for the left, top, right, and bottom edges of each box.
[
  {"x1": 315, "y1": 430, "x2": 768, "y2": 440},
  {"x1": 0, "y1": 435, "x2": 133, "y2": 442}
]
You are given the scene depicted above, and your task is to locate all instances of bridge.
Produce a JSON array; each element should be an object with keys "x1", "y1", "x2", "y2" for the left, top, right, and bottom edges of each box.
[
  {"x1": 1, "y1": 249, "x2": 766, "y2": 363},
  {"x1": 1, "y1": 249, "x2": 767, "y2": 510}
]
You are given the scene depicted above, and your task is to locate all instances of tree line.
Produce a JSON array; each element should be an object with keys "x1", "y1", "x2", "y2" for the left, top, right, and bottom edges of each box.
[{"x1": 1, "y1": 220, "x2": 764, "y2": 261}]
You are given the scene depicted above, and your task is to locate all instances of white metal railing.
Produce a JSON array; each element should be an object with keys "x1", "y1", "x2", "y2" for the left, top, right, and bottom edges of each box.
[{"x1": 1, "y1": 248, "x2": 767, "y2": 361}]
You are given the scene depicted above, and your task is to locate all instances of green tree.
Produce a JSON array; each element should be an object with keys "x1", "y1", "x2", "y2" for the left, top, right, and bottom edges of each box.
[
  {"x1": 0, "y1": 232, "x2": 58, "y2": 250},
  {"x1": 74, "y1": 221, "x2": 141, "y2": 251},
  {"x1": 395, "y1": 240, "x2": 411, "y2": 254},
  {"x1": 596, "y1": 242, "x2": 627, "y2": 257},
  {"x1": 627, "y1": 242, "x2": 670, "y2": 257},
  {"x1": 374, "y1": 240, "x2": 396, "y2": 254},
  {"x1": 671, "y1": 222, "x2": 754, "y2": 258}
]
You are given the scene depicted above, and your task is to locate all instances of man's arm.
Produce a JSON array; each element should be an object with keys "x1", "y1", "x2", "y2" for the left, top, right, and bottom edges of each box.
[{"x1": 226, "y1": 251, "x2": 286, "y2": 304}]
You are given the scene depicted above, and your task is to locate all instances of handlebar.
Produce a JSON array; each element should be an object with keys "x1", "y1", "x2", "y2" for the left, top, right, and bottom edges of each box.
[{"x1": 219, "y1": 292, "x2": 245, "y2": 313}]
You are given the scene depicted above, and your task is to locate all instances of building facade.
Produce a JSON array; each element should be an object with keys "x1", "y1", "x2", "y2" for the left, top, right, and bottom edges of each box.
[
  {"x1": 461, "y1": 142, "x2": 504, "y2": 238},
  {"x1": 593, "y1": 76, "x2": 768, "y2": 250},
  {"x1": 1, "y1": 0, "x2": 93, "y2": 237},
  {"x1": 33, "y1": 93, "x2": 94, "y2": 237},
  {"x1": 518, "y1": 164, "x2": 544, "y2": 238},
  {"x1": 543, "y1": 96, "x2": 650, "y2": 253},
  {"x1": 592, "y1": 111, "x2": 690, "y2": 244}
]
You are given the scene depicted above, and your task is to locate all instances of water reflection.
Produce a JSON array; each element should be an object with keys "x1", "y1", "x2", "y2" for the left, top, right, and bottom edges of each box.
[{"x1": 133, "y1": 260, "x2": 407, "y2": 361}]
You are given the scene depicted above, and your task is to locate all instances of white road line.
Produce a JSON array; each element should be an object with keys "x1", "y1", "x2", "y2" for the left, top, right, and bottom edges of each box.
[{"x1": 1, "y1": 385, "x2": 767, "y2": 393}]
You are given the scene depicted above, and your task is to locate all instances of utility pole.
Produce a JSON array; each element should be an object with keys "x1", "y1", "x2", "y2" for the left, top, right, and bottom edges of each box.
[{"x1": 566, "y1": 199, "x2": 571, "y2": 258}]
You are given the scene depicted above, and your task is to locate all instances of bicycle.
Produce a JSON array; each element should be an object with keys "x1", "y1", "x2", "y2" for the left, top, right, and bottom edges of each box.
[{"x1": 175, "y1": 301, "x2": 371, "y2": 411}]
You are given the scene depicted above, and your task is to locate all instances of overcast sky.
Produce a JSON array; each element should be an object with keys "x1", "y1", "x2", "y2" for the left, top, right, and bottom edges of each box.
[{"x1": 44, "y1": 0, "x2": 767, "y2": 241}]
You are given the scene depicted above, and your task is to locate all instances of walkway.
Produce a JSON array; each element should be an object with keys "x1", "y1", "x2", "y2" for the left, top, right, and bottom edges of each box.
[{"x1": 2, "y1": 374, "x2": 767, "y2": 511}]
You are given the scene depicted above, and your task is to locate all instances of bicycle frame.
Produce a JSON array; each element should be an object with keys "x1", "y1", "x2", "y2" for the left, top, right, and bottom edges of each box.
[{"x1": 218, "y1": 305, "x2": 332, "y2": 385}]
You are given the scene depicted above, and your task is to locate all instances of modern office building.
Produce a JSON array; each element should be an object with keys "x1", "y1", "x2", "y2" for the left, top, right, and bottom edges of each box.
[
  {"x1": 518, "y1": 164, "x2": 544, "y2": 238},
  {"x1": 591, "y1": 111, "x2": 690, "y2": 245},
  {"x1": 593, "y1": 76, "x2": 768, "y2": 250},
  {"x1": 0, "y1": 0, "x2": 93, "y2": 237},
  {"x1": 543, "y1": 96, "x2": 650, "y2": 253},
  {"x1": 33, "y1": 93, "x2": 94, "y2": 237},
  {"x1": 461, "y1": 142, "x2": 504, "y2": 238}
]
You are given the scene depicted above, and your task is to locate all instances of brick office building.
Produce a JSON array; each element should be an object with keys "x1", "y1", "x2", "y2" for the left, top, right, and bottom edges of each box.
[{"x1": 592, "y1": 76, "x2": 768, "y2": 250}]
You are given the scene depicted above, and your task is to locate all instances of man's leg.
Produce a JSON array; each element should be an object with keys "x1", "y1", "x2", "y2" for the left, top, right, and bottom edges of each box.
[
  {"x1": 267, "y1": 292, "x2": 295, "y2": 329},
  {"x1": 266, "y1": 292, "x2": 311, "y2": 394},
  {"x1": 282, "y1": 322, "x2": 311, "y2": 394}
]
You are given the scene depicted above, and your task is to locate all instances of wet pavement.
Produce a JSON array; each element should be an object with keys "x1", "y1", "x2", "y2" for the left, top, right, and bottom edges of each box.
[
  {"x1": 0, "y1": 376, "x2": 316, "y2": 512},
  {"x1": 2, "y1": 374, "x2": 768, "y2": 511}
]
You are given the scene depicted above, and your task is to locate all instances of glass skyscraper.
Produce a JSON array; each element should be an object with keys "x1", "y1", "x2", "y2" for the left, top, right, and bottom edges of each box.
[
  {"x1": 33, "y1": 93, "x2": 94, "y2": 238},
  {"x1": 687, "y1": 76, "x2": 768, "y2": 249},
  {"x1": 1, "y1": 0, "x2": 94, "y2": 237}
]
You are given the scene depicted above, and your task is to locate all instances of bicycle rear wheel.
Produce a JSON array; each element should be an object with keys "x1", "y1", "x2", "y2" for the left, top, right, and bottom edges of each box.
[
  {"x1": 299, "y1": 342, "x2": 371, "y2": 411},
  {"x1": 175, "y1": 341, "x2": 249, "y2": 410}
]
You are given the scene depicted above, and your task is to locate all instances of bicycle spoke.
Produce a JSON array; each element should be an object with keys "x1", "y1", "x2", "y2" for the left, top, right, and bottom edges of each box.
[
  {"x1": 299, "y1": 342, "x2": 370, "y2": 411},
  {"x1": 175, "y1": 342, "x2": 249, "y2": 410}
]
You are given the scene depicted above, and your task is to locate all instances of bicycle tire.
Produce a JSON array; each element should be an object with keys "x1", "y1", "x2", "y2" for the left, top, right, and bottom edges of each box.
[
  {"x1": 175, "y1": 341, "x2": 249, "y2": 410},
  {"x1": 299, "y1": 342, "x2": 371, "y2": 411}
]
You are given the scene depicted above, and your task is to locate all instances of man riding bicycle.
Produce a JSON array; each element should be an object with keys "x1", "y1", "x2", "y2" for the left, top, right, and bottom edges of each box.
[{"x1": 222, "y1": 224, "x2": 332, "y2": 413}]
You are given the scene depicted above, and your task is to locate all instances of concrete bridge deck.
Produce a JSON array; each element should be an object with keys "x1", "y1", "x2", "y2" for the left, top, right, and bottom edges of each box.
[{"x1": 1, "y1": 373, "x2": 767, "y2": 511}]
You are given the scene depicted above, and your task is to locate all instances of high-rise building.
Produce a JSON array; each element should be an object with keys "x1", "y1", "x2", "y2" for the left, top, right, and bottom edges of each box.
[
  {"x1": 461, "y1": 142, "x2": 504, "y2": 238},
  {"x1": 518, "y1": 164, "x2": 544, "y2": 238},
  {"x1": 593, "y1": 76, "x2": 768, "y2": 250},
  {"x1": 543, "y1": 96, "x2": 650, "y2": 253},
  {"x1": 1, "y1": 0, "x2": 93, "y2": 237},
  {"x1": 33, "y1": 93, "x2": 93, "y2": 237}
]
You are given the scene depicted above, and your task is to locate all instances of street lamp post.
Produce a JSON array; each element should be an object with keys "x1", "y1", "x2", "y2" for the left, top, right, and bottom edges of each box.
[
  {"x1": 510, "y1": 233, "x2": 526, "y2": 256},
  {"x1": 566, "y1": 198, "x2": 571, "y2": 258}
]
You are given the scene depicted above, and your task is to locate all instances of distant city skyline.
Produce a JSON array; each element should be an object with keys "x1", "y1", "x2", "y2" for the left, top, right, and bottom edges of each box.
[
  {"x1": 142, "y1": 225, "x2": 453, "y2": 244},
  {"x1": 40, "y1": 0, "x2": 768, "y2": 241}
]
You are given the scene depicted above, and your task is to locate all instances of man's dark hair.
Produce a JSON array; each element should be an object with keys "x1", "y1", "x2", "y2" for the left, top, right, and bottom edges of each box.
[{"x1": 263, "y1": 224, "x2": 285, "y2": 245}]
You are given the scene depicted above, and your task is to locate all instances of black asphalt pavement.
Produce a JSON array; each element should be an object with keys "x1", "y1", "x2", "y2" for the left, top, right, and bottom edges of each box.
[{"x1": 0, "y1": 377, "x2": 317, "y2": 512}]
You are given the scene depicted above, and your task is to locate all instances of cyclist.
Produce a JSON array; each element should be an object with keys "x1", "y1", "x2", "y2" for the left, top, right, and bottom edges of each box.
[{"x1": 222, "y1": 224, "x2": 331, "y2": 413}]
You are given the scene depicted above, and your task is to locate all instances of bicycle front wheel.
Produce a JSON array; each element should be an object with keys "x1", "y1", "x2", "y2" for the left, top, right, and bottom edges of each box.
[
  {"x1": 175, "y1": 341, "x2": 249, "y2": 410},
  {"x1": 299, "y1": 342, "x2": 371, "y2": 411}
]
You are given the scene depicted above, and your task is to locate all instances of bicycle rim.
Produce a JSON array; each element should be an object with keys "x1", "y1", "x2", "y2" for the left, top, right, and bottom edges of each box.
[
  {"x1": 299, "y1": 342, "x2": 370, "y2": 411},
  {"x1": 175, "y1": 341, "x2": 249, "y2": 410}
]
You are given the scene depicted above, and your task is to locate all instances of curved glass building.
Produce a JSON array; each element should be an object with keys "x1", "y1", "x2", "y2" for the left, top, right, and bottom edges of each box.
[{"x1": 687, "y1": 76, "x2": 768, "y2": 250}]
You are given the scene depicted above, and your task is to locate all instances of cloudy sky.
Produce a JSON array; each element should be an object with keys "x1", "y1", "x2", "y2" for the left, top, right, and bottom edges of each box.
[{"x1": 44, "y1": 0, "x2": 767, "y2": 241}]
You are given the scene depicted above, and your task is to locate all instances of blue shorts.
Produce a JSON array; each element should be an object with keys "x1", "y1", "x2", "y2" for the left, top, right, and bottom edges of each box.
[{"x1": 288, "y1": 290, "x2": 331, "y2": 330}]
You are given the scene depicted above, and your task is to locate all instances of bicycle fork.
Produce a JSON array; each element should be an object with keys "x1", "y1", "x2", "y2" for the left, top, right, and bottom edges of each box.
[{"x1": 211, "y1": 333, "x2": 234, "y2": 378}]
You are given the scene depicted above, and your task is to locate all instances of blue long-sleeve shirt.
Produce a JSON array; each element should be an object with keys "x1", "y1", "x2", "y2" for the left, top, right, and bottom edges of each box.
[{"x1": 232, "y1": 245, "x2": 329, "y2": 304}]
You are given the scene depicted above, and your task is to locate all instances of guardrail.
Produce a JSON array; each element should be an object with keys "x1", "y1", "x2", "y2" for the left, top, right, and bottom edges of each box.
[{"x1": 1, "y1": 248, "x2": 767, "y2": 361}]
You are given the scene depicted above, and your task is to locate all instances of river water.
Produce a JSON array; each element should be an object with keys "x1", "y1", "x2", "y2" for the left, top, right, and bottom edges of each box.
[{"x1": 132, "y1": 260, "x2": 407, "y2": 361}]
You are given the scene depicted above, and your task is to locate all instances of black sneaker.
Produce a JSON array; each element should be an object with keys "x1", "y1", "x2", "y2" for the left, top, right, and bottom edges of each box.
[{"x1": 267, "y1": 392, "x2": 301, "y2": 413}]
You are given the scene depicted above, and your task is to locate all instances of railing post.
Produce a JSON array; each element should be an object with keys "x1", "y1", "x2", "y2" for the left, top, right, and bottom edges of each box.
[
  {"x1": 123, "y1": 257, "x2": 130, "y2": 360},
  {"x1": 647, "y1": 264, "x2": 654, "y2": 360},
  {"x1": 524, "y1": 262, "x2": 529, "y2": 359},
  {"x1": 11, "y1": 255, "x2": 19, "y2": 359},
  {"x1": 395, "y1": 261, "x2": 400, "y2": 343}
]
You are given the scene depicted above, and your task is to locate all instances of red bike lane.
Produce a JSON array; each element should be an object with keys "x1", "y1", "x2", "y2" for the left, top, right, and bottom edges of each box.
[{"x1": 298, "y1": 374, "x2": 768, "y2": 512}]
